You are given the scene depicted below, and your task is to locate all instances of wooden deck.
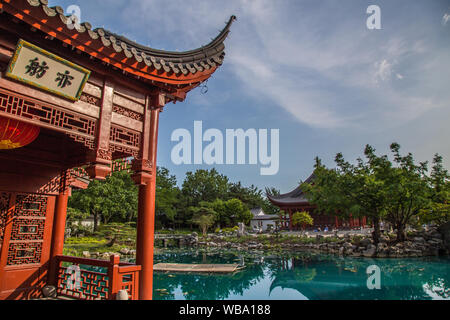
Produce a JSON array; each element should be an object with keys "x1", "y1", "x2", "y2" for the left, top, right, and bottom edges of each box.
[{"x1": 154, "y1": 263, "x2": 244, "y2": 274}]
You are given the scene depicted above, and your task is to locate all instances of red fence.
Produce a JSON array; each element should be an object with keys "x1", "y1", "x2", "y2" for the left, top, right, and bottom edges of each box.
[{"x1": 54, "y1": 255, "x2": 140, "y2": 300}]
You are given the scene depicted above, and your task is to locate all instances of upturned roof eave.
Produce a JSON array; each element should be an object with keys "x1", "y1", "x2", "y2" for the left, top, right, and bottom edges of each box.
[{"x1": 1, "y1": 0, "x2": 235, "y2": 86}]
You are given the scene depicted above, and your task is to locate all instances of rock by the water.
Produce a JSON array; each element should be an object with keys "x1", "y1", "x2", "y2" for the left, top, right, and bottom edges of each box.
[
  {"x1": 119, "y1": 248, "x2": 130, "y2": 255},
  {"x1": 42, "y1": 285, "x2": 57, "y2": 298},
  {"x1": 116, "y1": 289, "x2": 129, "y2": 300}
]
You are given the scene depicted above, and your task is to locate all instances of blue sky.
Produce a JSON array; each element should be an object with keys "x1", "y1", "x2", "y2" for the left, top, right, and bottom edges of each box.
[{"x1": 50, "y1": 0, "x2": 450, "y2": 193}]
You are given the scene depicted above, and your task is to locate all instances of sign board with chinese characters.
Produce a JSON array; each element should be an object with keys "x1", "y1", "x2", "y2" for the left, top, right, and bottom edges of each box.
[{"x1": 5, "y1": 39, "x2": 91, "y2": 101}]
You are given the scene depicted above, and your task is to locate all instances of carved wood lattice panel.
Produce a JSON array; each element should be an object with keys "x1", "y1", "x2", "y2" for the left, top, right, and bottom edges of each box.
[
  {"x1": 0, "y1": 89, "x2": 97, "y2": 150},
  {"x1": 109, "y1": 124, "x2": 140, "y2": 157},
  {"x1": 0, "y1": 192, "x2": 11, "y2": 244},
  {"x1": 0, "y1": 90, "x2": 96, "y2": 135},
  {"x1": 6, "y1": 194, "x2": 48, "y2": 266}
]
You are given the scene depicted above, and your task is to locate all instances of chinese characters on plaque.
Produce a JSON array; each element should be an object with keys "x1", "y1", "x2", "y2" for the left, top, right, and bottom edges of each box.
[{"x1": 6, "y1": 39, "x2": 90, "y2": 101}]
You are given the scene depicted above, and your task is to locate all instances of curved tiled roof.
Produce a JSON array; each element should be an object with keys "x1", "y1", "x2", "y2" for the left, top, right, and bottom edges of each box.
[
  {"x1": 1, "y1": 0, "x2": 235, "y2": 86},
  {"x1": 266, "y1": 173, "x2": 315, "y2": 206}
]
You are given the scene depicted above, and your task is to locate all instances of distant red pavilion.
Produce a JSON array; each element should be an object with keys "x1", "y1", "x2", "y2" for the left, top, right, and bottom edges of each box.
[{"x1": 267, "y1": 174, "x2": 367, "y2": 231}]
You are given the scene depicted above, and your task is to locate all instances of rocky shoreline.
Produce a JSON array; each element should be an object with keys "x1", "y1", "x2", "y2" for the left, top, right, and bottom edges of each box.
[
  {"x1": 191, "y1": 226, "x2": 449, "y2": 258},
  {"x1": 80, "y1": 225, "x2": 450, "y2": 260}
]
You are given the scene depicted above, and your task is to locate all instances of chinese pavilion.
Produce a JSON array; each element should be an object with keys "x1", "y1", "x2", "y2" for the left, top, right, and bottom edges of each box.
[
  {"x1": 267, "y1": 174, "x2": 367, "y2": 231},
  {"x1": 0, "y1": 0, "x2": 234, "y2": 300}
]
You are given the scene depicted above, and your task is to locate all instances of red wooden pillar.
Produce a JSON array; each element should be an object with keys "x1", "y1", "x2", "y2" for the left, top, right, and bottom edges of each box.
[
  {"x1": 288, "y1": 209, "x2": 293, "y2": 231},
  {"x1": 48, "y1": 186, "x2": 69, "y2": 285},
  {"x1": 133, "y1": 93, "x2": 165, "y2": 300},
  {"x1": 335, "y1": 216, "x2": 338, "y2": 229},
  {"x1": 349, "y1": 213, "x2": 353, "y2": 228}
]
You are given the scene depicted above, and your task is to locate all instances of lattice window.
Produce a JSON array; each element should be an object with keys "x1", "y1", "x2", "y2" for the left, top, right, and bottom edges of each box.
[
  {"x1": 6, "y1": 194, "x2": 48, "y2": 266},
  {"x1": 109, "y1": 124, "x2": 140, "y2": 157},
  {"x1": 0, "y1": 89, "x2": 97, "y2": 137},
  {"x1": 10, "y1": 218, "x2": 45, "y2": 241},
  {"x1": 14, "y1": 194, "x2": 47, "y2": 217},
  {"x1": 7, "y1": 242, "x2": 43, "y2": 265},
  {"x1": 110, "y1": 125, "x2": 140, "y2": 148}
]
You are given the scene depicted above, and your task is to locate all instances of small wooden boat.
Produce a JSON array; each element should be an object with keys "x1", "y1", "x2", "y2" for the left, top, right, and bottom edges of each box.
[{"x1": 153, "y1": 263, "x2": 244, "y2": 274}]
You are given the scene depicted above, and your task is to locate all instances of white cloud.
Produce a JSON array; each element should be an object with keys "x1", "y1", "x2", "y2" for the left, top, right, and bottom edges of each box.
[
  {"x1": 75, "y1": 0, "x2": 450, "y2": 132},
  {"x1": 374, "y1": 59, "x2": 393, "y2": 83},
  {"x1": 442, "y1": 13, "x2": 450, "y2": 26}
]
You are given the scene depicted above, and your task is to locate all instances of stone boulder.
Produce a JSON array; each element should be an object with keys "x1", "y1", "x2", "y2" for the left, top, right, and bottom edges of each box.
[
  {"x1": 343, "y1": 242, "x2": 353, "y2": 249},
  {"x1": 362, "y1": 244, "x2": 376, "y2": 257},
  {"x1": 237, "y1": 222, "x2": 246, "y2": 237},
  {"x1": 438, "y1": 221, "x2": 450, "y2": 254},
  {"x1": 116, "y1": 289, "x2": 129, "y2": 300},
  {"x1": 412, "y1": 237, "x2": 425, "y2": 243},
  {"x1": 119, "y1": 248, "x2": 130, "y2": 255},
  {"x1": 42, "y1": 285, "x2": 57, "y2": 298},
  {"x1": 359, "y1": 238, "x2": 372, "y2": 247}
]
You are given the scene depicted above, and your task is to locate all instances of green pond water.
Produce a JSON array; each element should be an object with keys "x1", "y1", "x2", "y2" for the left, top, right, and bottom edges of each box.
[{"x1": 150, "y1": 248, "x2": 449, "y2": 300}]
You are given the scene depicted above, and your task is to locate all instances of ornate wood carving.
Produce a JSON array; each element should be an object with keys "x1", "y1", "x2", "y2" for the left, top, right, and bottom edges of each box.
[
  {"x1": 109, "y1": 124, "x2": 141, "y2": 148},
  {"x1": 0, "y1": 89, "x2": 97, "y2": 137},
  {"x1": 112, "y1": 104, "x2": 143, "y2": 121},
  {"x1": 80, "y1": 92, "x2": 101, "y2": 107},
  {"x1": 68, "y1": 134, "x2": 95, "y2": 150},
  {"x1": 6, "y1": 194, "x2": 48, "y2": 266},
  {"x1": 109, "y1": 124, "x2": 141, "y2": 158},
  {"x1": 0, "y1": 192, "x2": 11, "y2": 244}
]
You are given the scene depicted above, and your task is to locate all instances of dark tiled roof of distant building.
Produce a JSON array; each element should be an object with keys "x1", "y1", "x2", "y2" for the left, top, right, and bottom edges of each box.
[{"x1": 266, "y1": 173, "x2": 315, "y2": 206}]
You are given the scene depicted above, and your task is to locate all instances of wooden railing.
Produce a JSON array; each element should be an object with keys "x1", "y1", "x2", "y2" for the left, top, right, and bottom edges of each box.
[{"x1": 54, "y1": 255, "x2": 141, "y2": 300}]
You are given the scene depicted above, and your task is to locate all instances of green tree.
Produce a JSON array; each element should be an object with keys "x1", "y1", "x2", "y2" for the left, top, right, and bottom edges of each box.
[
  {"x1": 302, "y1": 147, "x2": 391, "y2": 244},
  {"x1": 292, "y1": 211, "x2": 314, "y2": 231},
  {"x1": 181, "y1": 168, "x2": 230, "y2": 206},
  {"x1": 419, "y1": 154, "x2": 450, "y2": 226},
  {"x1": 69, "y1": 170, "x2": 138, "y2": 231},
  {"x1": 303, "y1": 143, "x2": 444, "y2": 243},
  {"x1": 189, "y1": 201, "x2": 217, "y2": 237},
  {"x1": 224, "y1": 198, "x2": 253, "y2": 225},
  {"x1": 384, "y1": 143, "x2": 431, "y2": 241},
  {"x1": 155, "y1": 167, "x2": 180, "y2": 228},
  {"x1": 228, "y1": 182, "x2": 264, "y2": 209},
  {"x1": 179, "y1": 169, "x2": 229, "y2": 228},
  {"x1": 191, "y1": 214, "x2": 215, "y2": 237}
]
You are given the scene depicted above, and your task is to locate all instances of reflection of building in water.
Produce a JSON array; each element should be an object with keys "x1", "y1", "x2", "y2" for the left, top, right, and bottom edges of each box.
[{"x1": 269, "y1": 255, "x2": 366, "y2": 300}]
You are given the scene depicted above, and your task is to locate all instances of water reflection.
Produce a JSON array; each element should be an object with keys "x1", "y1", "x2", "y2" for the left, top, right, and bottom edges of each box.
[{"x1": 151, "y1": 249, "x2": 449, "y2": 300}]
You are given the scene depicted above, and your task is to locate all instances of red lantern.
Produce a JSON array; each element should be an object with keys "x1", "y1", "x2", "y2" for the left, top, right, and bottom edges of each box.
[{"x1": 0, "y1": 116, "x2": 40, "y2": 149}]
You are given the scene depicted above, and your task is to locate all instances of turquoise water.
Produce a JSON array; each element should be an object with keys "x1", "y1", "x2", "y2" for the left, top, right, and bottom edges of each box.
[{"x1": 151, "y1": 248, "x2": 449, "y2": 300}]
